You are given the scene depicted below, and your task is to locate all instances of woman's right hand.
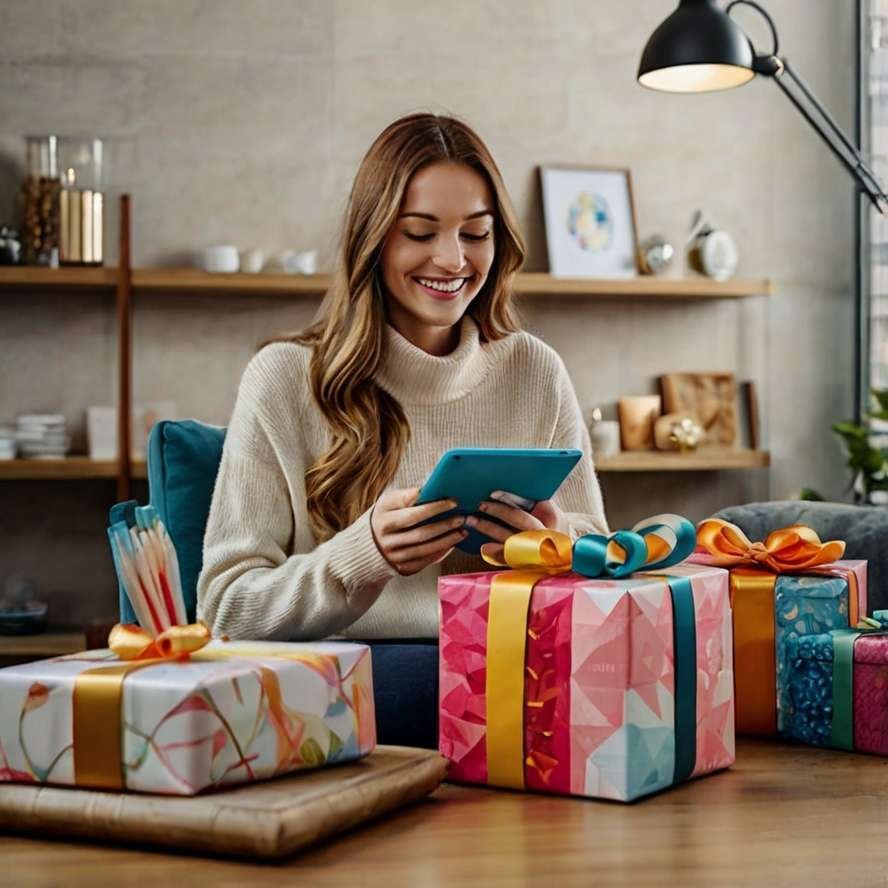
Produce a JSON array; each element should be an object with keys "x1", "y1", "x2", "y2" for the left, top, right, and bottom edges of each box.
[{"x1": 370, "y1": 487, "x2": 468, "y2": 576}]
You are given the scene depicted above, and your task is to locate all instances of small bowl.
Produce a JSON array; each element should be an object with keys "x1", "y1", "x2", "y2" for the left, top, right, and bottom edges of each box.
[
  {"x1": 0, "y1": 601, "x2": 48, "y2": 635},
  {"x1": 199, "y1": 245, "x2": 239, "y2": 274}
]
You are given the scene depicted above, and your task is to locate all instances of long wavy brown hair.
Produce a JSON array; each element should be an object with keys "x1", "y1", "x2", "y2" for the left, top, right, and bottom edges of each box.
[{"x1": 266, "y1": 113, "x2": 526, "y2": 543}]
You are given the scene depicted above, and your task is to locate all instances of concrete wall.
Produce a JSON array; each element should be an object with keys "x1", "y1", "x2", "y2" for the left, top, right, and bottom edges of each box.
[{"x1": 0, "y1": 1, "x2": 857, "y2": 627}]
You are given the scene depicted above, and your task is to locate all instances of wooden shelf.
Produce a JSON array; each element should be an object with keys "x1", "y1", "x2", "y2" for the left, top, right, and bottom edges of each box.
[
  {"x1": 0, "y1": 631, "x2": 85, "y2": 658},
  {"x1": 0, "y1": 266, "x2": 771, "y2": 299},
  {"x1": 131, "y1": 269, "x2": 770, "y2": 299},
  {"x1": 595, "y1": 449, "x2": 771, "y2": 472},
  {"x1": 0, "y1": 266, "x2": 118, "y2": 288},
  {"x1": 132, "y1": 268, "x2": 334, "y2": 294},
  {"x1": 0, "y1": 458, "x2": 147, "y2": 480},
  {"x1": 512, "y1": 273, "x2": 772, "y2": 299}
]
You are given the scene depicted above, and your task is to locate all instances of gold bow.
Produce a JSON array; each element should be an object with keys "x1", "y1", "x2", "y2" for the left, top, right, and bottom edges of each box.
[
  {"x1": 696, "y1": 518, "x2": 845, "y2": 572},
  {"x1": 480, "y1": 528, "x2": 573, "y2": 573},
  {"x1": 108, "y1": 621, "x2": 212, "y2": 661}
]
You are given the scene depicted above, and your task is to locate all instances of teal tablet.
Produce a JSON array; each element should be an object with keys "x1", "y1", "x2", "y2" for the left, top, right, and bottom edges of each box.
[{"x1": 414, "y1": 447, "x2": 582, "y2": 555}]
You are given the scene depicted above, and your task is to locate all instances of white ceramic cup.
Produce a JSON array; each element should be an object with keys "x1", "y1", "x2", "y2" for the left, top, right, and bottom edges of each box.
[
  {"x1": 199, "y1": 244, "x2": 239, "y2": 274},
  {"x1": 284, "y1": 249, "x2": 318, "y2": 275},
  {"x1": 590, "y1": 420, "x2": 621, "y2": 458},
  {"x1": 239, "y1": 247, "x2": 265, "y2": 273}
]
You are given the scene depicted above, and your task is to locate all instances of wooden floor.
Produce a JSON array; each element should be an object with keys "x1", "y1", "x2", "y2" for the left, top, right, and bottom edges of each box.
[{"x1": 4, "y1": 738, "x2": 888, "y2": 886}]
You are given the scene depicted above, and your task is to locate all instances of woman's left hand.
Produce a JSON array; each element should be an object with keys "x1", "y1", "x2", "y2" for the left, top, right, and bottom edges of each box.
[{"x1": 466, "y1": 490, "x2": 570, "y2": 543}]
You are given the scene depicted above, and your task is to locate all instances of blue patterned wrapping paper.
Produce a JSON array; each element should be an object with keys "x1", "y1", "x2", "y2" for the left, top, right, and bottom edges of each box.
[
  {"x1": 781, "y1": 633, "x2": 835, "y2": 746},
  {"x1": 775, "y1": 575, "x2": 850, "y2": 733}
]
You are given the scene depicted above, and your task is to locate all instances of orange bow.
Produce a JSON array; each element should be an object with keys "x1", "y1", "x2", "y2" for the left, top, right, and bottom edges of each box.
[
  {"x1": 108, "y1": 621, "x2": 212, "y2": 661},
  {"x1": 696, "y1": 518, "x2": 845, "y2": 573}
]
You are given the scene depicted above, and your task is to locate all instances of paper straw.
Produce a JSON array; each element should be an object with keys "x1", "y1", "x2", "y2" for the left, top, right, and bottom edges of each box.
[
  {"x1": 138, "y1": 524, "x2": 177, "y2": 627},
  {"x1": 129, "y1": 526, "x2": 168, "y2": 632},
  {"x1": 108, "y1": 526, "x2": 155, "y2": 632},
  {"x1": 117, "y1": 527, "x2": 164, "y2": 635},
  {"x1": 138, "y1": 505, "x2": 187, "y2": 626},
  {"x1": 153, "y1": 525, "x2": 187, "y2": 625},
  {"x1": 109, "y1": 524, "x2": 162, "y2": 634}
]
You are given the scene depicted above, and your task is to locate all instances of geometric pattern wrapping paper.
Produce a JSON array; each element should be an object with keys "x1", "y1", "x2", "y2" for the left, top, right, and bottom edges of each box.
[
  {"x1": 0, "y1": 640, "x2": 375, "y2": 796},
  {"x1": 439, "y1": 562, "x2": 734, "y2": 802}
]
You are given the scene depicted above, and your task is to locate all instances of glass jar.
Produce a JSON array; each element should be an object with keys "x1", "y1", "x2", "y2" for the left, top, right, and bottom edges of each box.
[
  {"x1": 58, "y1": 137, "x2": 105, "y2": 266},
  {"x1": 20, "y1": 135, "x2": 61, "y2": 266}
]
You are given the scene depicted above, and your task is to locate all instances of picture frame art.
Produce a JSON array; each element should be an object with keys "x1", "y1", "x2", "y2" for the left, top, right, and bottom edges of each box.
[{"x1": 539, "y1": 165, "x2": 640, "y2": 278}]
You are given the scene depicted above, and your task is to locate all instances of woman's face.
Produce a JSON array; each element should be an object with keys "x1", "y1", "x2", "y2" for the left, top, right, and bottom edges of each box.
[{"x1": 380, "y1": 161, "x2": 496, "y2": 353}]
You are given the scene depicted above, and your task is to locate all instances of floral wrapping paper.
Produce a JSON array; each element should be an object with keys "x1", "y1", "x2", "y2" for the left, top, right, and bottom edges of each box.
[
  {"x1": 773, "y1": 564, "x2": 867, "y2": 733},
  {"x1": 784, "y1": 632, "x2": 888, "y2": 755},
  {"x1": 0, "y1": 640, "x2": 376, "y2": 795},
  {"x1": 439, "y1": 563, "x2": 735, "y2": 802}
]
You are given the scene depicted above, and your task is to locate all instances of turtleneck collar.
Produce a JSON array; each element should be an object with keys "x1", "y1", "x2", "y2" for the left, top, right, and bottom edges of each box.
[{"x1": 375, "y1": 315, "x2": 494, "y2": 405}]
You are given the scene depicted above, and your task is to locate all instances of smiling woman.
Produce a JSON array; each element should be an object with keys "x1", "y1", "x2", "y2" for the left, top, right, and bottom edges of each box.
[
  {"x1": 195, "y1": 113, "x2": 608, "y2": 746},
  {"x1": 380, "y1": 162, "x2": 497, "y2": 354}
]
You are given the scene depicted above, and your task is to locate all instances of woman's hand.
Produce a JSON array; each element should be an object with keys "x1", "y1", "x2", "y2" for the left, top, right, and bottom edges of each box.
[
  {"x1": 371, "y1": 487, "x2": 467, "y2": 576},
  {"x1": 466, "y1": 490, "x2": 570, "y2": 543}
]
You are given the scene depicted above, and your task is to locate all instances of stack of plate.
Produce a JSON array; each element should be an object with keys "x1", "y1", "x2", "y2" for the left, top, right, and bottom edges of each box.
[
  {"x1": 0, "y1": 421, "x2": 15, "y2": 459},
  {"x1": 16, "y1": 414, "x2": 70, "y2": 459}
]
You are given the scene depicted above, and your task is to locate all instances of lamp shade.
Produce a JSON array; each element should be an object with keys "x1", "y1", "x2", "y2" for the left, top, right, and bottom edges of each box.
[{"x1": 638, "y1": 0, "x2": 755, "y2": 93}]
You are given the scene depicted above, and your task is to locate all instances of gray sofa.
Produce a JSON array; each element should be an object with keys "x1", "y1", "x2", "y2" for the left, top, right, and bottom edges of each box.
[{"x1": 714, "y1": 501, "x2": 888, "y2": 614}]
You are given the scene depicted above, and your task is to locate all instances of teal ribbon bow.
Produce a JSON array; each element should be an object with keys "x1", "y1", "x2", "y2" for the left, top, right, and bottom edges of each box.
[{"x1": 572, "y1": 513, "x2": 698, "y2": 579}]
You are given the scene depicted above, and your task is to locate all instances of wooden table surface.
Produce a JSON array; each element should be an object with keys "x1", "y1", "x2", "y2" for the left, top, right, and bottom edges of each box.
[{"x1": 4, "y1": 738, "x2": 888, "y2": 887}]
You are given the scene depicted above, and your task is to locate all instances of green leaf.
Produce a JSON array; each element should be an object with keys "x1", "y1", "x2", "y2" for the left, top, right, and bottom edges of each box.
[
  {"x1": 872, "y1": 389, "x2": 888, "y2": 413},
  {"x1": 799, "y1": 488, "x2": 826, "y2": 501},
  {"x1": 832, "y1": 422, "x2": 867, "y2": 440}
]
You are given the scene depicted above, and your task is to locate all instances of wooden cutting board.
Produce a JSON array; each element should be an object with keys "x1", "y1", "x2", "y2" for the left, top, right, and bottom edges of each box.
[{"x1": 0, "y1": 745, "x2": 447, "y2": 860}]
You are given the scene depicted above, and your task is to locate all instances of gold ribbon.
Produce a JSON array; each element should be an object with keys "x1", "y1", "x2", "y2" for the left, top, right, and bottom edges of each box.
[
  {"x1": 728, "y1": 568, "x2": 780, "y2": 735},
  {"x1": 72, "y1": 622, "x2": 212, "y2": 789},
  {"x1": 481, "y1": 530, "x2": 573, "y2": 789}
]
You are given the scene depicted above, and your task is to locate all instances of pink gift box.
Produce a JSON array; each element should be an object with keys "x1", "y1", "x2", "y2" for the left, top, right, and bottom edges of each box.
[
  {"x1": 853, "y1": 636, "x2": 888, "y2": 753},
  {"x1": 439, "y1": 563, "x2": 734, "y2": 802}
]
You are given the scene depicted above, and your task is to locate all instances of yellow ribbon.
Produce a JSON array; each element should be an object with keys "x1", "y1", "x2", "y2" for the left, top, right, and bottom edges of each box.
[
  {"x1": 696, "y1": 518, "x2": 845, "y2": 572},
  {"x1": 108, "y1": 621, "x2": 212, "y2": 660},
  {"x1": 480, "y1": 530, "x2": 573, "y2": 789}
]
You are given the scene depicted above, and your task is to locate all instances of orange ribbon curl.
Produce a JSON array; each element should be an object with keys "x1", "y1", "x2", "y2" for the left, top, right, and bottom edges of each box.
[{"x1": 696, "y1": 518, "x2": 845, "y2": 572}]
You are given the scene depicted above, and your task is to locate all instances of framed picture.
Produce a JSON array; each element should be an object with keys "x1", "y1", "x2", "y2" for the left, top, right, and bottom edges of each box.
[{"x1": 539, "y1": 165, "x2": 640, "y2": 278}]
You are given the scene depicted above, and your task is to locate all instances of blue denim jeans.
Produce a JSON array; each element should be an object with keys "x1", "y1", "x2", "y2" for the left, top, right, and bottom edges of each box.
[{"x1": 362, "y1": 640, "x2": 439, "y2": 750}]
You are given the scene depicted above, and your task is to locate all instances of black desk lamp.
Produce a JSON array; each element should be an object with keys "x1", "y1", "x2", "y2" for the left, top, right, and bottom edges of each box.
[{"x1": 637, "y1": 0, "x2": 888, "y2": 213}]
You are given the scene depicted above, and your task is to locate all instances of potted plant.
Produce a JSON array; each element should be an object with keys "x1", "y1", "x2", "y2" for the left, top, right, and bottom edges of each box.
[{"x1": 832, "y1": 389, "x2": 888, "y2": 504}]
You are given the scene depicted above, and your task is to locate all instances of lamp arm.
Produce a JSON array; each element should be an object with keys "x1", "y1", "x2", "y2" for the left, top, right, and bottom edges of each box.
[
  {"x1": 727, "y1": 0, "x2": 887, "y2": 212},
  {"x1": 773, "y1": 62, "x2": 887, "y2": 211},
  {"x1": 725, "y1": 0, "x2": 779, "y2": 55}
]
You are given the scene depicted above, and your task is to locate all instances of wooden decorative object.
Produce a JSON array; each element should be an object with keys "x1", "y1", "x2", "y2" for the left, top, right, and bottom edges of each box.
[
  {"x1": 653, "y1": 413, "x2": 703, "y2": 451},
  {"x1": 742, "y1": 380, "x2": 761, "y2": 450},
  {"x1": 0, "y1": 746, "x2": 447, "y2": 860},
  {"x1": 660, "y1": 372, "x2": 738, "y2": 447},
  {"x1": 617, "y1": 395, "x2": 661, "y2": 450}
]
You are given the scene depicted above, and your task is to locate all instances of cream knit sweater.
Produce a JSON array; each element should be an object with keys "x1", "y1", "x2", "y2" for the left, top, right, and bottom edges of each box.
[{"x1": 196, "y1": 315, "x2": 608, "y2": 641}]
